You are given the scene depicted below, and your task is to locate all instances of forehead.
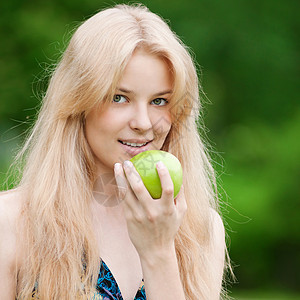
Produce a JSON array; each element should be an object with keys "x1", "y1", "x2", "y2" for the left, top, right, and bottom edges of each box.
[{"x1": 117, "y1": 50, "x2": 173, "y2": 94}]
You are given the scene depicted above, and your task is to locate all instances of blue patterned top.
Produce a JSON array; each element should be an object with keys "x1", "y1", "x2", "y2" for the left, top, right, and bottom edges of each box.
[
  {"x1": 31, "y1": 260, "x2": 146, "y2": 300},
  {"x1": 96, "y1": 260, "x2": 146, "y2": 300}
]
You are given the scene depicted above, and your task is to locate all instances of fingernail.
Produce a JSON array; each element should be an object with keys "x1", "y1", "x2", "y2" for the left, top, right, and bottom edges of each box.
[
  {"x1": 114, "y1": 163, "x2": 121, "y2": 172},
  {"x1": 156, "y1": 161, "x2": 164, "y2": 169},
  {"x1": 123, "y1": 160, "x2": 132, "y2": 168}
]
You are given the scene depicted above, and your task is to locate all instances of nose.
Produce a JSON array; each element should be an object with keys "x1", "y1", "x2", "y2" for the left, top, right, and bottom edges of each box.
[{"x1": 129, "y1": 103, "x2": 152, "y2": 132}]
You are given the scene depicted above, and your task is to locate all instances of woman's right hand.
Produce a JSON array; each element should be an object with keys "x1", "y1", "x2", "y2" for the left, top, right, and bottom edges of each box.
[
  {"x1": 114, "y1": 160, "x2": 187, "y2": 300},
  {"x1": 114, "y1": 160, "x2": 186, "y2": 260}
]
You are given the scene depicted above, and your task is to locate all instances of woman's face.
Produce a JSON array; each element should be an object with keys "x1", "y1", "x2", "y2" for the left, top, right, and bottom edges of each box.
[{"x1": 85, "y1": 49, "x2": 173, "y2": 174}]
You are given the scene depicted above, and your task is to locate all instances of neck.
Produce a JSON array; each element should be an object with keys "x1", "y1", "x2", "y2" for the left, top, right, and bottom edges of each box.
[{"x1": 92, "y1": 169, "x2": 122, "y2": 207}]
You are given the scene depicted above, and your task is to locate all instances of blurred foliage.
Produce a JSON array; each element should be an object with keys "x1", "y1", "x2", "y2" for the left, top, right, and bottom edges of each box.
[{"x1": 0, "y1": 0, "x2": 299, "y2": 297}]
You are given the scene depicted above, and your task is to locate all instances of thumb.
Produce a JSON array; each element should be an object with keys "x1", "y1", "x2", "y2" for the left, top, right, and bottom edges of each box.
[
  {"x1": 114, "y1": 163, "x2": 128, "y2": 200},
  {"x1": 175, "y1": 185, "x2": 187, "y2": 214}
]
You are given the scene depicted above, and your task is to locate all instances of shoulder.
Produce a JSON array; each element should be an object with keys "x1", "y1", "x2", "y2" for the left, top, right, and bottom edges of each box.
[
  {"x1": 208, "y1": 209, "x2": 226, "y2": 299},
  {"x1": 0, "y1": 188, "x2": 25, "y2": 268},
  {"x1": 210, "y1": 208, "x2": 225, "y2": 243},
  {"x1": 0, "y1": 188, "x2": 26, "y2": 298},
  {"x1": 0, "y1": 188, "x2": 24, "y2": 231},
  {"x1": 208, "y1": 209, "x2": 226, "y2": 298},
  {"x1": 209, "y1": 208, "x2": 226, "y2": 259}
]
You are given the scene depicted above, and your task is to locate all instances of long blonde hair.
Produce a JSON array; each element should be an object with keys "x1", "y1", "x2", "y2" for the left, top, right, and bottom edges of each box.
[{"x1": 15, "y1": 4, "x2": 227, "y2": 299}]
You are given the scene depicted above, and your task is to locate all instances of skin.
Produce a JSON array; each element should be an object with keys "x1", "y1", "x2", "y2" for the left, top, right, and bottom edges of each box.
[
  {"x1": 0, "y1": 189, "x2": 24, "y2": 299},
  {"x1": 0, "y1": 49, "x2": 225, "y2": 299},
  {"x1": 85, "y1": 49, "x2": 173, "y2": 178},
  {"x1": 87, "y1": 49, "x2": 187, "y2": 299},
  {"x1": 114, "y1": 160, "x2": 187, "y2": 299}
]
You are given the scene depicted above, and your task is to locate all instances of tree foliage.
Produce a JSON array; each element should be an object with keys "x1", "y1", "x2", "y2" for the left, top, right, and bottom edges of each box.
[{"x1": 0, "y1": 0, "x2": 299, "y2": 294}]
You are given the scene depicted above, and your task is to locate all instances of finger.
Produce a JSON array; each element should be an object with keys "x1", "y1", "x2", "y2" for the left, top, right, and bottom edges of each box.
[
  {"x1": 156, "y1": 161, "x2": 175, "y2": 206},
  {"x1": 174, "y1": 185, "x2": 187, "y2": 216},
  {"x1": 114, "y1": 163, "x2": 129, "y2": 201},
  {"x1": 123, "y1": 160, "x2": 152, "y2": 208},
  {"x1": 115, "y1": 162, "x2": 142, "y2": 212}
]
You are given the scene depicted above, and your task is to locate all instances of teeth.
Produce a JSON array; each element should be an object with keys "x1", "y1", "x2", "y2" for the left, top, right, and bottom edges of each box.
[{"x1": 120, "y1": 141, "x2": 148, "y2": 147}]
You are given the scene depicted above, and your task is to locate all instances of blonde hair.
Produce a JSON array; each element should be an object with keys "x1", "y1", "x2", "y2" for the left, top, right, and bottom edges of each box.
[{"x1": 15, "y1": 4, "x2": 228, "y2": 299}]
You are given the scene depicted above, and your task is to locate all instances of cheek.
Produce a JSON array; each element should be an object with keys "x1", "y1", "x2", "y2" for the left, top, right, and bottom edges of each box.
[
  {"x1": 86, "y1": 108, "x2": 125, "y2": 136},
  {"x1": 152, "y1": 110, "x2": 172, "y2": 137},
  {"x1": 85, "y1": 113, "x2": 98, "y2": 143},
  {"x1": 85, "y1": 110, "x2": 113, "y2": 150},
  {"x1": 100, "y1": 106, "x2": 130, "y2": 128}
]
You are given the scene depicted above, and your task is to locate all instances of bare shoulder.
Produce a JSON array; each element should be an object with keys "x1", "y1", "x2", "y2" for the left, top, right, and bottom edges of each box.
[
  {"x1": 0, "y1": 188, "x2": 25, "y2": 299},
  {"x1": 0, "y1": 188, "x2": 24, "y2": 229},
  {"x1": 208, "y1": 209, "x2": 226, "y2": 299},
  {"x1": 210, "y1": 208, "x2": 225, "y2": 243},
  {"x1": 209, "y1": 208, "x2": 226, "y2": 259},
  {"x1": 0, "y1": 188, "x2": 25, "y2": 260}
]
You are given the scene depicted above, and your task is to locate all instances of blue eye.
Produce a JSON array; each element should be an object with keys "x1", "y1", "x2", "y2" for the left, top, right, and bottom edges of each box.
[
  {"x1": 113, "y1": 95, "x2": 127, "y2": 103},
  {"x1": 151, "y1": 98, "x2": 168, "y2": 106}
]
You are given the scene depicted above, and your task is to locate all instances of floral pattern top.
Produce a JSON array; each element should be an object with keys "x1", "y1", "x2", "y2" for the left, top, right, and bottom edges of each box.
[
  {"x1": 95, "y1": 260, "x2": 146, "y2": 300},
  {"x1": 31, "y1": 260, "x2": 146, "y2": 300}
]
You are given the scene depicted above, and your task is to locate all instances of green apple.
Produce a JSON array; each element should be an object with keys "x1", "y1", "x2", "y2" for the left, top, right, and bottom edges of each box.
[{"x1": 130, "y1": 150, "x2": 183, "y2": 199}]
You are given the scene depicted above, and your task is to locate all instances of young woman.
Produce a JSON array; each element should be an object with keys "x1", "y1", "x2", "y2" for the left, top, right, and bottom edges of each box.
[{"x1": 0, "y1": 4, "x2": 228, "y2": 300}]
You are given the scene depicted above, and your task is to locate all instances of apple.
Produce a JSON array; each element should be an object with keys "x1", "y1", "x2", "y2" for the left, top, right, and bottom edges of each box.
[{"x1": 130, "y1": 150, "x2": 183, "y2": 199}]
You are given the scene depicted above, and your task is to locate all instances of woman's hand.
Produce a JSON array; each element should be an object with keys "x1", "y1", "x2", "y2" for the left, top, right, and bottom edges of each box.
[
  {"x1": 114, "y1": 160, "x2": 187, "y2": 299},
  {"x1": 114, "y1": 160, "x2": 186, "y2": 260}
]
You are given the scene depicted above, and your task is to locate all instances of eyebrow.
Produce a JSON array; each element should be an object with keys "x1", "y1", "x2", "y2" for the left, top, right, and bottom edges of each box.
[{"x1": 117, "y1": 87, "x2": 173, "y2": 97}]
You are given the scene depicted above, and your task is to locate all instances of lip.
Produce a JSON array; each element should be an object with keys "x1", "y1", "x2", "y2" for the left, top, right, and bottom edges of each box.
[
  {"x1": 118, "y1": 140, "x2": 152, "y2": 157},
  {"x1": 119, "y1": 139, "x2": 152, "y2": 144}
]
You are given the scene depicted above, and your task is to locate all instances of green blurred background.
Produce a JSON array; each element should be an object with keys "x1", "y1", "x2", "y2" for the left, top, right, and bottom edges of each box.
[{"x1": 0, "y1": 0, "x2": 299, "y2": 299}]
